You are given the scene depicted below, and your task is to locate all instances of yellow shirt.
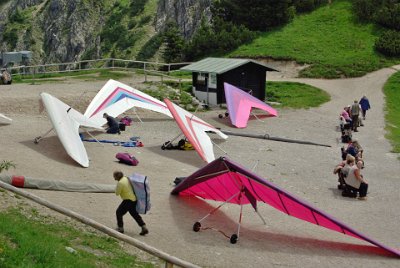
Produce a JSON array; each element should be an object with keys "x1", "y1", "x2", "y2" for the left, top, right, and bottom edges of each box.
[{"x1": 115, "y1": 176, "x2": 136, "y2": 201}]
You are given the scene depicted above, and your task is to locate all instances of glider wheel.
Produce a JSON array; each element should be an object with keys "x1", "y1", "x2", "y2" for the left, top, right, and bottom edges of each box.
[
  {"x1": 230, "y1": 234, "x2": 238, "y2": 244},
  {"x1": 218, "y1": 114, "x2": 223, "y2": 119},
  {"x1": 225, "y1": 112, "x2": 229, "y2": 117},
  {"x1": 161, "y1": 145, "x2": 165, "y2": 150},
  {"x1": 193, "y1": 222, "x2": 201, "y2": 232},
  {"x1": 34, "y1": 137, "x2": 40, "y2": 144}
]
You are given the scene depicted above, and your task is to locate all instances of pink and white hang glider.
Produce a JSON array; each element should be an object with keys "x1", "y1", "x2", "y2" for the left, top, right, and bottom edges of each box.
[
  {"x1": 84, "y1": 79, "x2": 172, "y2": 126},
  {"x1": 172, "y1": 157, "x2": 400, "y2": 257},
  {"x1": 224, "y1": 82, "x2": 278, "y2": 128},
  {"x1": 164, "y1": 99, "x2": 228, "y2": 163}
]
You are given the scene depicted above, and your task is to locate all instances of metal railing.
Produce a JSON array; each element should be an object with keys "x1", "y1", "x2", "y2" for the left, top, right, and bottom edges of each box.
[{"x1": 9, "y1": 58, "x2": 191, "y2": 83}]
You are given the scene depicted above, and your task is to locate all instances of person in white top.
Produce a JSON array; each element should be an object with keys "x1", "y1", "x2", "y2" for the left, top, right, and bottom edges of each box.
[{"x1": 340, "y1": 155, "x2": 368, "y2": 200}]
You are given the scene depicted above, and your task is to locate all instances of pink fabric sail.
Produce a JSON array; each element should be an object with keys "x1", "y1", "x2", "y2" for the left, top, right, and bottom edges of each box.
[
  {"x1": 164, "y1": 99, "x2": 228, "y2": 163},
  {"x1": 224, "y1": 82, "x2": 278, "y2": 128},
  {"x1": 171, "y1": 157, "x2": 400, "y2": 257}
]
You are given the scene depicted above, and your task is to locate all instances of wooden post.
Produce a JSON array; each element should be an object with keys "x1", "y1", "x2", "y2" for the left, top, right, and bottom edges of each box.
[
  {"x1": 0, "y1": 181, "x2": 201, "y2": 268},
  {"x1": 144, "y1": 62, "x2": 147, "y2": 82}
]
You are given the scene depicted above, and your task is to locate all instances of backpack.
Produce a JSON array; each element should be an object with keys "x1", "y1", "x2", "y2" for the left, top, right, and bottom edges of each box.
[
  {"x1": 115, "y1": 152, "x2": 139, "y2": 166},
  {"x1": 128, "y1": 173, "x2": 151, "y2": 214}
]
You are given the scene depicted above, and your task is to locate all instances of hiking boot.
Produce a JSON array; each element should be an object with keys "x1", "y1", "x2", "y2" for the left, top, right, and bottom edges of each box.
[
  {"x1": 116, "y1": 227, "x2": 124, "y2": 233},
  {"x1": 140, "y1": 225, "x2": 149, "y2": 236},
  {"x1": 358, "y1": 196, "x2": 367, "y2": 201}
]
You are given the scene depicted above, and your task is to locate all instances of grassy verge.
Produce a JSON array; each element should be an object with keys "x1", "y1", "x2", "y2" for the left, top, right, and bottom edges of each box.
[
  {"x1": 230, "y1": 0, "x2": 400, "y2": 78},
  {"x1": 383, "y1": 71, "x2": 400, "y2": 154},
  {"x1": 0, "y1": 208, "x2": 153, "y2": 267},
  {"x1": 11, "y1": 69, "x2": 132, "y2": 84},
  {"x1": 266, "y1": 81, "x2": 330, "y2": 108}
]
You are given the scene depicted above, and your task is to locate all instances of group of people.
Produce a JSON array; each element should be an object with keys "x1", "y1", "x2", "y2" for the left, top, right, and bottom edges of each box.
[{"x1": 334, "y1": 96, "x2": 371, "y2": 200}]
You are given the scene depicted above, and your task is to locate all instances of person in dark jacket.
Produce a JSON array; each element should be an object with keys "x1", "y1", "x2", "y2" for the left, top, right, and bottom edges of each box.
[
  {"x1": 359, "y1": 96, "x2": 371, "y2": 120},
  {"x1": 103, "y1": 113, "x2": 120, "y2": 134}
]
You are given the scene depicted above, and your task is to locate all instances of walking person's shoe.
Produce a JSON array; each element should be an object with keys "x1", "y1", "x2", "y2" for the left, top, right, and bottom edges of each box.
[
  {"x1": 140, "y1": 225, "x2": 149, "y2": 236},
  {"x1": 358, "y1": 196, "x2": 367, "y2": 201},
  {"x1": 116, "y1": 226, "x2": 124, "y2": 233}
]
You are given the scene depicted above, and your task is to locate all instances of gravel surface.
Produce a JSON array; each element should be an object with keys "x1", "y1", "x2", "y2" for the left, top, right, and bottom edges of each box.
[{"x1": 0, "y1": 68, "x2": 399, "y2": 267}]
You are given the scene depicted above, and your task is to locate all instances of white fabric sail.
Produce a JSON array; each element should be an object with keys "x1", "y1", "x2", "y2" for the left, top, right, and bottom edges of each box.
[
  {"x1": 84, "y1": 79, "x2": 172, "y2": 126},
  {"x1": 164, "y1": 98, "x2": 228, "y2": 163},
  {"x1": 40, "y1": 92, "x2": 103, "y2": 168},
  {"x1": 0, "y1": 113, "x2": 12, "y2": 124}
]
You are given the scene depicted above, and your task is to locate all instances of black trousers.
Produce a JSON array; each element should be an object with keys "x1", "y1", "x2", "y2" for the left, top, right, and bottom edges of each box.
[
  {"x1": 346, "y1": 183, "x2": 368, "y2": 198},
  {"x1": 116, "y1": 199, "x2": 145, "y2": 228}
]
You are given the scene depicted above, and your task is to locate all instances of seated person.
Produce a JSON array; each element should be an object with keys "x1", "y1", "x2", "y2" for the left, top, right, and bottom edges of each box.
[
  {"x1": 103, "y1": 113, "x2": 120, "y2": 134},
  {"x1": 340, "y1": 156, "x2": 368, "y2": 200},
  {"x1": 341, "y1": 139, "x2": 363, "y2": 161}
]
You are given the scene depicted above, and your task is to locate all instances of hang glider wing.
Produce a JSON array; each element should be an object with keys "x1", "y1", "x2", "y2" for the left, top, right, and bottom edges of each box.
[
  {"x1": 171, "y1": 157, "x2": 400, "y2": 257},
  {"x1": 84, "y1": 79, "x2": 172, "y2": 126},
  {"x1": 224, "y1": 82, "x2": 278, "y2": 128},
  {"x1": 41, "y1": 92, "x2": 103, "y2": 168},
  {"x1": 0, "y1": 113, "x2": 12, "y2": 124},
  {"x1": 164, "y1": 99, "x2": 228, "y2": 163}
]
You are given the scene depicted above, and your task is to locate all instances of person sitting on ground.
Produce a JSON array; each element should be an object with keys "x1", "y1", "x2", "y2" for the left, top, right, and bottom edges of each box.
[
  {"x1": 340, "y1": 107, "x2": 352, "y2": 128},
  {"x1": 341, "y1": 156, "x2": 368, "y2": 200},
  {"x1": 103, "y1": 113, "x2": 120, "y2": 134},
  {"x1": 341, "y1": 139, "x2": 363, "y2": 162}
]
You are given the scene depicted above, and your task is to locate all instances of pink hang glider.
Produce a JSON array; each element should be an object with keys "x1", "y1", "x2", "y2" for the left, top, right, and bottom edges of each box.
[
  {"x1": 164, "y1": 99, "x2": 228, "y2": 163},
  {"x1": 171, "y1": 157, "x2": 400, "y2": 257},
  {"x1": 223, "y1": 82, "x2": 278, "y2": 128}
]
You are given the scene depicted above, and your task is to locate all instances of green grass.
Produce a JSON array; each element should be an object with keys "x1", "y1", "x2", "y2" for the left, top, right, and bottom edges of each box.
[
  {"x1": 0, "y1": 208, "x2": 153, "y2": 267},
  {"x1": 12, "y1": 70, "x2": 132, "y2": 84},
  {"x1": 266, "y1": 81, "x2": 330, "y2": 108},
  {"x1": 231, "y1": 0, "x2": 400, "y2": 78},
  {"x1": 383, "y1": 71, "x2": 400, "y2": 154}
]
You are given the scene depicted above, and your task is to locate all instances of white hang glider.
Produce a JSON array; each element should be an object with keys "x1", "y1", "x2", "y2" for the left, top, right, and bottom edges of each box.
[
  {"x1": 39, "y1": 92, "x2": 104, "y2": 168},
  {"x1": 84, "y1": 79, "x2": 172, "y2": 126},
  {"x1": 0, "y1": 113, "x2": 12, "y2": 124},
  {"x1": 164, "y1": 98, "x2": 228, "y2": 163}
]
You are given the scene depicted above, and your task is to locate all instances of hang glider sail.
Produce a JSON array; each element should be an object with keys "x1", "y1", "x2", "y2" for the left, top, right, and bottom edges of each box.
[
  {"x1": 171, "y1": 157, "x2": 400, "y2": 257},
  {"x1": 224, "y1": 82, "x2": 278, "y2": 128},
  {"x1": 40, "y1": 92, "x2": 104, "y2": 168},
  {"x1": 0, "y1": 113, "x2": 12, "y2": 124},
  {"x1": 164, "y1": 99, "x2": 228, "y2": 163},
  {"x1": 84, "y1": 79, "x2": 172, "y2": 126}
]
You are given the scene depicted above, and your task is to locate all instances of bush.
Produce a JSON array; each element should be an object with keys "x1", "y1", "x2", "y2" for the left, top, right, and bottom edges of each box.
[
  {"x1": 374, "y1": 3, "x2": 400, "y2": 31},
  {"x1": 136, "y1": 34, "x2": 164, "y2": 61},
  {"x1": 375, "y1": 30, "x2": 400, "y2": 57}
]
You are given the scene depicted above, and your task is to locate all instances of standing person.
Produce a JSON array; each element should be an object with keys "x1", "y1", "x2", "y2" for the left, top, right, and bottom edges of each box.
[
  {"x1": 359, "y1": 95, "x2": 371, "y2": 120},
  {"x1": 350, "y1": 100, "x2": 360, "y2": 132},
  {"x1": 114, "y1": 171, "x2": 149, "y2": 235},
  {"x1": 103, "y1": 113, "x2": 120, "y2": 134}
]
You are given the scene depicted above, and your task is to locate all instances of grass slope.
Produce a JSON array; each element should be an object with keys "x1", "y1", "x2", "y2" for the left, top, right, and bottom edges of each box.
[
  {"x1": 231, "y1": 0, "x2": 400, "y2": 78},
  {"x1": 383, "y1": 71, "x2": 400, "y2": 154}
]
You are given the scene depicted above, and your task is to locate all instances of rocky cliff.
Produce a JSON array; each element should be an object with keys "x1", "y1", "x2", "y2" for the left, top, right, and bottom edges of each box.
[
  {"x1": 0, "y1": 0, "x2": 210, "y2": 64},
  {"x1": 155, "y1": 0, "x2": 212, "y2": 39}
]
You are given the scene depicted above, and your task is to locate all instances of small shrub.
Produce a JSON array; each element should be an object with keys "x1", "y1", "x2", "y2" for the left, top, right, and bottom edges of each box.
[{"x1": 375, "y1": 30, "x2": 400, "y2": 57}]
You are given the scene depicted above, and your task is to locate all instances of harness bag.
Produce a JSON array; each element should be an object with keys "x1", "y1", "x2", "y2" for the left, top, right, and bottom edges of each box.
[
  {"x1": 116, "y1": 152, "x2": 139, "y2": 166},
  {"x1": 128, "y1": 173, "x2": 151, "y2": 214}
]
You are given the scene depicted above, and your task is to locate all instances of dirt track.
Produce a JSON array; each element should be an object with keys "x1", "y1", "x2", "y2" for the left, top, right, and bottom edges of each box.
[{"x1": 0, "y1": 68, "x2": 399, "y2": 267}]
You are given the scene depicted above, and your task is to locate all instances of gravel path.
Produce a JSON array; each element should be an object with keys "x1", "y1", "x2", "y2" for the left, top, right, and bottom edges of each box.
[{"x1": 0, "y1": 68, "x2": 399, "y2": 267}]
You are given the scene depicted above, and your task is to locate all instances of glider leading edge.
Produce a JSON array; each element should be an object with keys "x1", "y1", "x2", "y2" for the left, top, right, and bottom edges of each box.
[{"x1": 84, "y1": 79, "x2": 172, "y2": 126}]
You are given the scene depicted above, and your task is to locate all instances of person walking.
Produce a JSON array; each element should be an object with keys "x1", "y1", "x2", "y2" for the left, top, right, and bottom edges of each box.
[
  {"x1": 359, "y1": 96, "x2": 371, "y2": 120},
  {"x1": 350, "y1": 100, "x2": 360, "y2": 132},
  {"x1": 114, "y1": 171, "x2": 149, "y2": 235}
]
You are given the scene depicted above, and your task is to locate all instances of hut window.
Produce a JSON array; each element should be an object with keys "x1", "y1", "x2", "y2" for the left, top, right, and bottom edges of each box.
[
  {"x1": 209, "y1": 73, "x2": 217, "y2": 88},
  {"x1": 197, "y1": 73, "x2": 207, "y2": 85}
]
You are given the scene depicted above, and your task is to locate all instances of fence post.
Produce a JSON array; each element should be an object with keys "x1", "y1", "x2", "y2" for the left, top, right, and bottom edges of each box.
[{"x1": 144, "y1": 62, "x2": 147, "y2": 82}]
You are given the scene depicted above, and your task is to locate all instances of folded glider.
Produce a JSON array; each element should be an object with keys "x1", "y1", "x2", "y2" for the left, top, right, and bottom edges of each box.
[
  {"x1": 224, "y1": 82, "x2": 278, "y2": 128},
  {"x1": 40, "y1": 92, "x2": 103, "y2": 168},
  {"x1": 0, "y1": 113, "x2": 12, "y2": 124},
  {"x1": 84, "y1": 79, "x2": 172, "y2": 126},
  {"x1": 164, "y1": 99, "x2": 228, "y2": 163},
  {"x1": 171, "y1": 157, "x2": 400, "y2": 257}
]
